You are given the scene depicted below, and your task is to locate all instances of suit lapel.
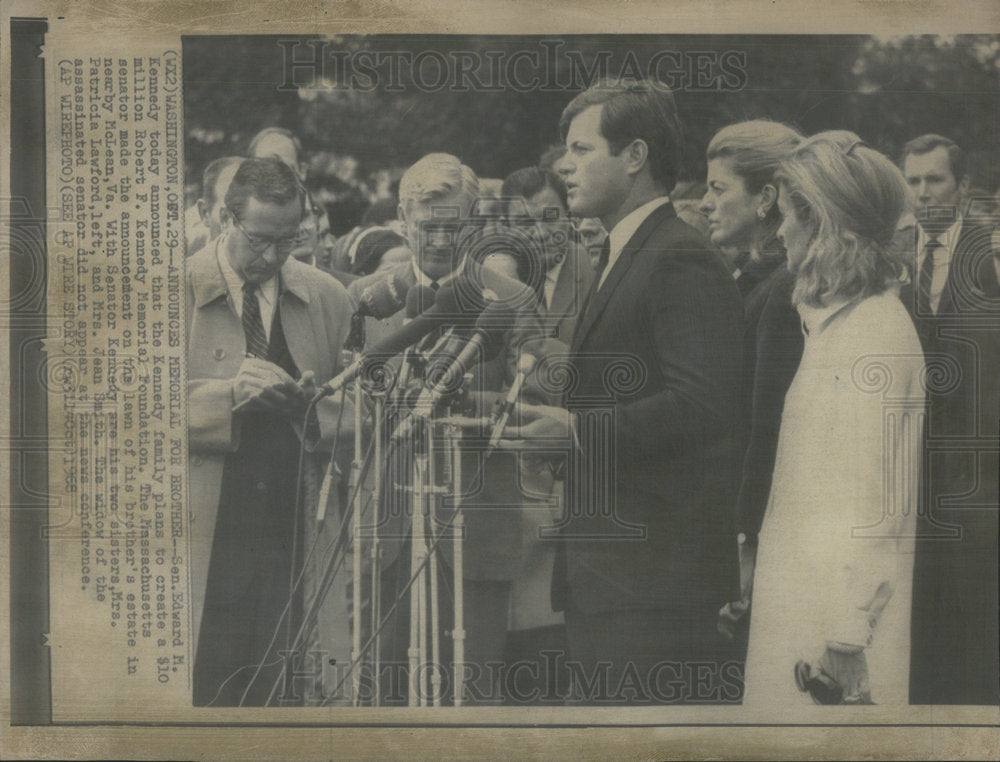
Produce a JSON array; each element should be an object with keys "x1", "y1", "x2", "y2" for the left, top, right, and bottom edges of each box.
[
  {"x1": 571, "y1": 202, "x2": 676, "y2": 352},
  {"x1": 940, "y1": 220, "x2": 982, "y2": 314}
]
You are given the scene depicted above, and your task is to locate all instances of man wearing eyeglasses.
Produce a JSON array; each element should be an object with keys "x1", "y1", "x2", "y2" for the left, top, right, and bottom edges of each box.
[{"x1": 186, "y1": 156, "x2": 356, "y2": 706}]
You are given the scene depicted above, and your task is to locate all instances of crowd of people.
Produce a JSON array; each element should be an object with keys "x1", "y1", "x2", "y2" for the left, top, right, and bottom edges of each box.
[{"x1": 184, "y1": 79, "x2": 1000, "y2": 708}]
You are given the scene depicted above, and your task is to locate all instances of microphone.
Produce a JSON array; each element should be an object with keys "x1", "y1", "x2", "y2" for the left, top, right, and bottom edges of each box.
[
  {"x1": 312, "y1": 277, "x2": 488, "y2": 402},
  {"x1": 486, "y1": 351, "x2": 538, "y2": 455},
  {"x1": 356, "y1": 270, "x2": 411, "y2": 319},
  {"x1": 394, "y1": 284, "x2": 440, "y2": 403},
  {"x1": 391, "y1": 301, "x2": 514, "y2": 439}
]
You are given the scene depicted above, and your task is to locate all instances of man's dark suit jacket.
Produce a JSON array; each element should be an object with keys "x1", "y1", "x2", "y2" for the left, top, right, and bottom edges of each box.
[
  {"x1": 553, "y1": 201, "x2": 745, "y2": 626},
  {"x1": 898, "y1": 220, "x2": 1000, "y2": 705}
]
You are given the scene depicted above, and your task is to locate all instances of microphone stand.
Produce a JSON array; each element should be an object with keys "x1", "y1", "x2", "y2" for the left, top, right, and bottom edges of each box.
[
  {"x1": 407, "y1": 418, "x2": 430, "y2": 706},
  {"x1": 425, "y1": 417, "x2": 440, "y2": 707},
  {"x1": 369, "y1": 387, "x2": 384, "y2": 706},
  {"x1": 345, "y1": 311, "x2": 366, "y2": 706},
  {"x1": 445, "y1": 415, "x2": 466, "y2": 706}
]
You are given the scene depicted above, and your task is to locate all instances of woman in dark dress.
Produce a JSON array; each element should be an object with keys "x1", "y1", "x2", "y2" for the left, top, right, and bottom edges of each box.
[{"x1": 698, "y1": 120, "x2": 804, "y2": 641}]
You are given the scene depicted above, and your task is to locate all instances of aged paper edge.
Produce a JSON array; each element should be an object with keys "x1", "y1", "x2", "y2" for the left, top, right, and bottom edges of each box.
[{"x1": 2, "y1": 0, "x2": 999, "y2": 759}]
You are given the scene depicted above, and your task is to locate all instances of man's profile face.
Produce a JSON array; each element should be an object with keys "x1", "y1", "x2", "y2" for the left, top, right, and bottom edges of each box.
[
  {"x1": 904, "y1": 146, "x2": 964, "y2": 225},
  {"x1": 200, "y1": 163, "x2": 241, "y2": 240},
  {"x1": 289, "y1": 203, "x2": 321, "y2": 263},
  {"x1": 223, "y1": 195, "x2": 302, "y2": 284},
  {"x1": 399, "y1": 189, "x2": 467, "y2": 282},
  {"x1": 561, "y1": 104, "x2": 630, "y2": 226}
]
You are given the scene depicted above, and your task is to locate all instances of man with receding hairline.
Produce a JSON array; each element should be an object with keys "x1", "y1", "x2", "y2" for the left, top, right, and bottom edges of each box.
[
  {"x1": 187, "y1": 156, "x2": 355, "y2": 706},
  {"x1": 348, "y1": 152, "x2": 551, "y2": 704}
]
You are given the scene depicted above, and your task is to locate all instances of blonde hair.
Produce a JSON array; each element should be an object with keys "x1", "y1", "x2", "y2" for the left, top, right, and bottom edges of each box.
[
  {"x1": 778, "y1": 130, "x2": 909, "y2": 308},
  {"x1": 398, "y1": 153, "x2": 479, "y2": 216},
  {"x1": 706, "y1": 120, "x2": 802, "y2": 258}
]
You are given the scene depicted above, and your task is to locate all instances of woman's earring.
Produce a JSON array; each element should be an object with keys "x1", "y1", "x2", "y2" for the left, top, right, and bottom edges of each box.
[{"x1": 757, "y1": 207, "x2": 767, "y2": 220}]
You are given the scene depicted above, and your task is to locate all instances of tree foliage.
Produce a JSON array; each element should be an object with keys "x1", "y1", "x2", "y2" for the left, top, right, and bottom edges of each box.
[{"x1": 182, "y1": 34, "x2": 1000, "y2": 213}]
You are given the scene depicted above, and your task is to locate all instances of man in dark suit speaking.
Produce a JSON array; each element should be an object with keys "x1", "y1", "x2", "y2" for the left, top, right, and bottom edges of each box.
[{"x1": 508, "y1": 79, "x2": 745, "y2": 704}]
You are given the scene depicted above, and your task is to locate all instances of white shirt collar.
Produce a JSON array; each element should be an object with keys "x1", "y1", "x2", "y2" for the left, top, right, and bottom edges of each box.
[
  {"x1": 599, "y1": 196, "x2": 670, "y2": 289},
  {"x1": 412, "y1": 256, "x2": 466, "y2": 289},
  {"x1": 917, "y1": 216, "x2": 963, "y2": 255},
  {"x1": 216, "y1": 237, "x2": 279, "y2": 315},
  {"x1": 545, "y1": 256, "x2": 565, "y2": 284}
]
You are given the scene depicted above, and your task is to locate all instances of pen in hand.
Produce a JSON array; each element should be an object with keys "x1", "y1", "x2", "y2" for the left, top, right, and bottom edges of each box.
[{"x1": 233, "y1": 355, "x2": 311, "y2": 414}]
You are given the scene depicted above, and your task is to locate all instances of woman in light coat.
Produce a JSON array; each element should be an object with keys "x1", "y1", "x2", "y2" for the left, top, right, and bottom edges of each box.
[{"x1": 743, "y1": 131, "x2": 925, "y2": 706}]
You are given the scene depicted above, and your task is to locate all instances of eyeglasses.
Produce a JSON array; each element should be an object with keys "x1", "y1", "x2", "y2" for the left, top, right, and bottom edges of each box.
[{"x1": 230, "y1": 214, "x2": 298, "y2": 255}]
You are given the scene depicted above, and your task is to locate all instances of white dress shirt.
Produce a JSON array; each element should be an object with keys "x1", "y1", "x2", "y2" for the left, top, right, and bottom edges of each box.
[
  {"x1": 542, "y1": 256, "x2": 565, "y2": 310},
  {"x1": 216, "y1": 241, "x2": 279, "y2": 341},
  {"x1": 598, "y1": 196, "x2": 671, "y2": 290}
]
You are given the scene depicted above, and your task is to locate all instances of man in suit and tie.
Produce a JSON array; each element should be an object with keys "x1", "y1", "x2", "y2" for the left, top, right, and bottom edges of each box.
[
  {"x1": 900, "y1": 134, "x2": 1000, "y2": 706},
  {"x1": 514, "y1": 79, "x2": 745, "y2": 704},
  {"x1": 347, "y1": 153, "x2": 550, "y2": 704}
]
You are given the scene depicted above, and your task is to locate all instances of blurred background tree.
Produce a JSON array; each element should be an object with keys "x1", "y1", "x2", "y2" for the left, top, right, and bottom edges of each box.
[{"x1": 183, "y1": 34, "x2": 1000, "y2": 233}]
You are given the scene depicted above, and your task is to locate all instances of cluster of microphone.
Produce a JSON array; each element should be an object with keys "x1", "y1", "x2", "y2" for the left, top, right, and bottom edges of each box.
[{"x1": 312, "y1": 270, "x2": 538, "y2": 449}]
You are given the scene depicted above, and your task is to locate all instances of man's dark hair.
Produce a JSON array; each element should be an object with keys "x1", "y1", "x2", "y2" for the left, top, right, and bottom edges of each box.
[
  {"x1": 501, "y1": 166, "x2": 568, "y2": 211},
  {"x1": 224, "y1": 156, "x2": 303, "y2": 220},
  {"x1": 201, "y1": 156, "x2": 244, "y2": 208},
  {"x1": 901, "y1": 134, "x2": 967, "y2": 183},
  {"x1": 247, "y1": 126, "x2": 304, "y2": 162},
  {"x1": 559, "y1": 78, "x2": 683, "y2": 191}
]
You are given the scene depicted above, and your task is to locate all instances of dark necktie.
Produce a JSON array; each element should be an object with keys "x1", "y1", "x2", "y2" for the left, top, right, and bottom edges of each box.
[
  {"x1": 576, "y1": 237, "x2": 613, "y2": 332},
  {"x1": 917, "y1": 238, "x2": 941, "y2": 316},
  {"x1": 430, "y1": 280, "x2": 440, "y2": 292},
  {"x1": 242, "y1": 281, "x2": 270, "y2": 359}
]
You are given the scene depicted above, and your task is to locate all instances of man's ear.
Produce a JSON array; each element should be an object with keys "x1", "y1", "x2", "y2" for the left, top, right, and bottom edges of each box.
[
  {"x1": 625, "y1": 139, "x2": 649, "y2": 177},
  {"x1": 759, "y1": 183, "x2": 778, "y2": 215},
  {"x1": 197, "y1": 199, "x2": 211, "y2": 227}
]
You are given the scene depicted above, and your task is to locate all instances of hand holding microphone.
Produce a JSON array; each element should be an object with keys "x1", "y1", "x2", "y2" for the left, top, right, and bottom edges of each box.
[{"x1": 486, "y1": 351, "x2": 538, "y2": 455}]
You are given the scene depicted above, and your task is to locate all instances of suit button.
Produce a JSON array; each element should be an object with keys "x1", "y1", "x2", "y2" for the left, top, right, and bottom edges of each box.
[
  {"x1": 213, "y1": 348, "x2": 226, "y2": 361},
  {"x1": 255, "y1": 480, "x2": 267, "y2": 493},
  {"x1": 191, "y1": 455, "x2": 203, "y2": 466}
]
